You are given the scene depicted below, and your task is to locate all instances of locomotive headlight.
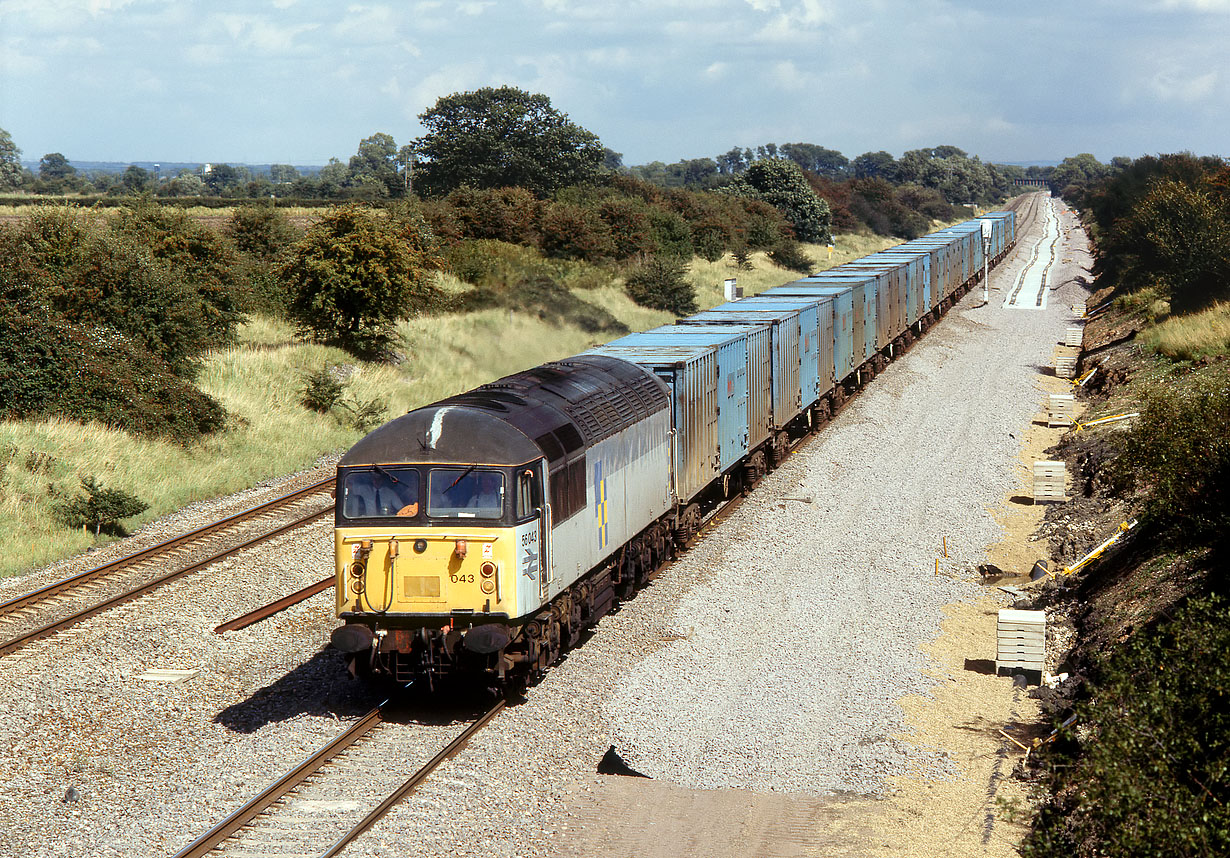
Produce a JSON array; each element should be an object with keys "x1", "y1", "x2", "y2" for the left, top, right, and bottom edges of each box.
[
  {"x1": 413, "y1": 539, "x2": 427, "y2": 554},
  {"x1": 350, "y1": 561, "x2": 366, "y2": 577},
  {"x1": 480, "y1": 562, "x2": 496, "y2": 578},
  {"x1": 480, "y1": 579, "x2": 495, "y2": 594},
  {"x1": 351, "y1": 578, "x2": 365, "y2": 594}
]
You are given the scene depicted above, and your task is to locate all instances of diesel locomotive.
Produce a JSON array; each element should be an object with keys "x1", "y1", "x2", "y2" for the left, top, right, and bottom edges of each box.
[{"x1": 330, "y1": 212, "x2": 1019, "y2": 690}]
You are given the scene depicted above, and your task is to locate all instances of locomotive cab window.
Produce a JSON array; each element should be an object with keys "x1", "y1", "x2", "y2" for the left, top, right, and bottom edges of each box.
[
  {"x1": 341, "y1": 467, "x2": 420, "y2": 519},
  {"x1": 427, "y1": 467, "x2": 506, "y2": 520},
  {"x1": 515, "y1": 468, "x2": 541, "y2": 521}
]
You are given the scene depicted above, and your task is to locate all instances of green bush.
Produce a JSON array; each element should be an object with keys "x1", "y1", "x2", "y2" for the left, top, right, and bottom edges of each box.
[
  {"x1": 110, "y1": 200, "x2": 245, "y2": 351},
  {"x1": 224, "y1": 203, "x2": 298, "y2": 260},
  {"x1": 300, "y1": 367, "x2": 348, "y2": 413},
  {"x1": 624, "y1": 255, "x2": 696, "y2": 315},
  {"x1": 0, "y1": 302, "x2": 227, "y2": 440},
  {"x1": 596, "y1": 197, "x2": 656, "y2": 260},
  {"x1": 282, "y1": 204, "x2": 444, "y2": 357},
  {"x1": 1023, "y1": 594, "x2": 1230, "y2": 858},
  {"x1": 768, "y1": 239, "x2": 815, "y2": 273},
  {"x1": 1110, "y1": 366, "x2": 1230, "y2": 548},
  {"x1": 2, "y1": 205, "x2": 242, "y2": 378},
  {"x1": 1105, "y1": 178, "x2": 1230, "y2": 313},
  {"x1": 338, "y1": 394, "x2": 388, "y2": 433},
  {"x1": 538, "y1": 202, "x2": 615, "y2": 261},
  {"x1": 55, "y1": 476, "x2": 149, "y2": 536},
  {"x1": 726, "y1": 159, "x2": 833, "y2": 244},
  {"x1": 647, "y1": 209, "x2": 693, "y2": 259},
  {"x1": 444, "y1": 186, "x2": 540, "y2": 245}
]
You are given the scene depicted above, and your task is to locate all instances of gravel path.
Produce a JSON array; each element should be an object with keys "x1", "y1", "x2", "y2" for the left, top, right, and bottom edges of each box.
[{"x1": 0, "y1": 198, "x2": 1085, "y2": 858}]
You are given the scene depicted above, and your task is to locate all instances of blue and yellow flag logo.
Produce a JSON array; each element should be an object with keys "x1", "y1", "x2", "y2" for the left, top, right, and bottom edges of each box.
[{"x1": 594, "y1": 460, "x2": 608, "y2": 550}]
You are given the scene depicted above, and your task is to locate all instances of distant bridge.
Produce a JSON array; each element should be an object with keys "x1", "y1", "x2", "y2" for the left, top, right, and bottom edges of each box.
[{"x1": 1013, "y1": 178, "x2": 1048, "y2": 188}]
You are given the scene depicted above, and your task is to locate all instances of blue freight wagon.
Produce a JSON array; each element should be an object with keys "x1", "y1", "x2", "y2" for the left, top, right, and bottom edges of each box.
[
  {"x1": 736, "y1": 296, "x2": 833, "y2": 408},
  {"x1": 900, "y1": 237, "x2": 959, "y2": 305},
  {"x1": 583, "y1": 343, "x2": 727, "y2": 505},
  {"x1": 755, "y1": 285, "x2": 853, "y2": 385},
  {"x1": 680, "y1": 303, "x2": 805, "y2": 432},
  {"x1": 792, "y1": 272, "x2": 890, "y2": 356},
  {"x1": 828, "y1": 261, "x2": 909, "y2": 340},
  {"x1": 862, "y1": 251, "x2": 928, "y2": 329},
  {"x1": 609, "y1": 324, "x2": 773, "y2": 455}
]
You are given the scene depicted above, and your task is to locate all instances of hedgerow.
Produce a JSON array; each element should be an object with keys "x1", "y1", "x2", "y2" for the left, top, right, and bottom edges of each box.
[
  {"x1": 1023, "y1": 594, "x2": 1230, "y2": 858},
  {"x1": 0, "y1": 302, "x2": 226, "y2": 440}
]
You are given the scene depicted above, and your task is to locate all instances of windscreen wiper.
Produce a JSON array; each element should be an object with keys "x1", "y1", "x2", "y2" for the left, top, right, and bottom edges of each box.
[
  {"x1": 373, "y1": 464, "x2": 400, "y2": 484},
  {"x1": 444, "y1": 465, "x2": 476, "y2": 493}
]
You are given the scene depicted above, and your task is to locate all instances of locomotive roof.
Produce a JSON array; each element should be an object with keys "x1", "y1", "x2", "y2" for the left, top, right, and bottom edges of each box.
[{"x1": 340, "y1": 354, "x2": 668, "y2": 468}]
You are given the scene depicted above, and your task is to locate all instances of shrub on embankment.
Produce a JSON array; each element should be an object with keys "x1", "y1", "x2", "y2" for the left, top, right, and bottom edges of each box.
[{"x1": 1024, "y1": 151, "x2": 1230, "y2": 855}]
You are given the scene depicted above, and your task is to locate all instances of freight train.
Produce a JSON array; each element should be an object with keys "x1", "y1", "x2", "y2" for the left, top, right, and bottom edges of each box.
[{"x1": 329, "y1": 212, "x2": 1017, "y2": 691}]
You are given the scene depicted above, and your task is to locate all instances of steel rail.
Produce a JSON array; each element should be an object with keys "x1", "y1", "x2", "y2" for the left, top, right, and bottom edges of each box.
[
  {"x1": 214, "y1": 576, "x2": 335, "y2": 634},
  {"x1": 171, "y1": 706, "x2": 385, "y2": 858},
  {"x1": 0, "y1": 476, "x2": 335, "y2": 620},
  {"x1": 319, "y1": 701, "x2": 506, "y2": 858},
  {"x1": 0, "y1": 507, "x2": 331, "y2": 657}
]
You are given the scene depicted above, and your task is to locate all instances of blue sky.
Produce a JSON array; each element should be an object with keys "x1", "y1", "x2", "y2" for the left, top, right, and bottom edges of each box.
[{"x1": 2, "y1": 0, "x2": 1227, "y2": 167}]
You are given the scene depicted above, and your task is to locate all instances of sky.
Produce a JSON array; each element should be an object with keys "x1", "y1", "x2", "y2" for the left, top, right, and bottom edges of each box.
[{"x1": 1, "y1": 0, "x2": 1228, "y2": 168}]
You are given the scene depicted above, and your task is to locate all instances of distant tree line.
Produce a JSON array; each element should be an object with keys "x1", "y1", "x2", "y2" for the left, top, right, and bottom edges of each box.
[{"x1": 626, "y1": 142, "x2": 1012, "y2": 240}]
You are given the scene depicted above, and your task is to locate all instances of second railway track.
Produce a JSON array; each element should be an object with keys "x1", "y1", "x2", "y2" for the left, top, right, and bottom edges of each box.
[
  {"x1": 0, "y1": 477, "x2": 336, "y2": 658},
  {"x1": 175, "y1": 699, "x2": 505, "y2": 858}
]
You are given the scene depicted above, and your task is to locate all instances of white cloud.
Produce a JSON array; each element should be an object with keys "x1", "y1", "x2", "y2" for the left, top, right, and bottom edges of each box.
[
  {"x1": 705, "y1": 61, "x2": 729, "y2": 79},
  {"x1": 1157, "y1": 0, "x2": 1230, "y2": 11},
  {"x1": 215, "y1": 13, "x2": 318, "y2": 53},
  {"x1": 1148, "y1": 66, "x2": 1218, "y2": 102},
  {"x1": 407, "y1": 62, "x2": 489, "y2": 113},
  {"x1": 334, "y1": 4, "x2": 401, "y2": 40}
]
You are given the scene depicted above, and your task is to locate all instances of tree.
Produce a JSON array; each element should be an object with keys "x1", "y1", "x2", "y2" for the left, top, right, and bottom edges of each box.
[
  {"x1": 203, "y1": 163, "x2": 249, "y2": 195},
  {"x1": 727, "y1": 158, "x2": 832, "y2": 244},
  {"x1": 1048, "y1": 153, "x2": 1110, "y2": 207},
  {"x1": 780, "y1": 143, "x2": 848, "y2": 178},
  {"x1": 624, "y1": 255, "x2": 696, "y2": 314},
  {"x1": 56, "y1": 476, "x2": 149, "y2": 536},
  {"x1": 851, "y1": 150, "x2": 899, "y2": 181},
  {"x1": 413, "y1": 86, "x2": 605, "y2": 197},
  {"x1": 1024, "y1": 595, "x2": 1230, "y2": 858},
  {"x1": 270, "y1": 164, "x2": 300, "y2": 184},
  {"x1": 281, "y1": 204, "x2": 443, "y2": 355},
  {"x1": 39, "y1": 152, "x2": 76, "y2": 181},
  {"x1": 348, "y1": 132, "x2": 402, "y2": 198},
  {"x1": 0, "y1": 127, "x2": 23, "y2": 190},
  {"x1": 1103, "y1": 177, "x2": 1230, "y2": 313},
  {"x1": 117, "y1": 165, "x2": 153, "y2": 194},
  {"x1": 716, "y1": 147, "x2": 748, "y2": 175}
]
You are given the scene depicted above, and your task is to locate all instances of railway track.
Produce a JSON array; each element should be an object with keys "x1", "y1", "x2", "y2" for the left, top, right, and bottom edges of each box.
[
  {"x1": 0, "y1": 477, "x2": 336, "y2": 658},
  {"x1": 174, "y1": 699, "x2": 505, "y2": 858}
]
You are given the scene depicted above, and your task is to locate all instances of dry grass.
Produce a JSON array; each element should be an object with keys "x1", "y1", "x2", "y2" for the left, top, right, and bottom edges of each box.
[{"x1": 1142, "y1": 302, "x2": 1230, "y2": 360}]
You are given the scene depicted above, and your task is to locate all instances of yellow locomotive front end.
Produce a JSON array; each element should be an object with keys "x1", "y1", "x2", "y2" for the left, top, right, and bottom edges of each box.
[
  {"x1": 335, "y1": 465, "x2": 517, "y2": 618},
  {"x1": 331, "y1": 454, "x2": 549, "y2": 684}
]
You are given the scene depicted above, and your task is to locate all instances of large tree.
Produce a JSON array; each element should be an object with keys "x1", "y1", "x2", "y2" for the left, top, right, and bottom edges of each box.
[
  {"x1": 39, "y1": 152, "x2": 76, "y2": 181},
  {"x1": 413, "y1": 86, "x2": 605, "y2": 197},
  {"x1": 347, "y1": 132, "x2": 402, "y2": 198},
  {"x1": 281, "y1": 204, "x2": 443, "y2": 356},
  {"x1": 727, "y1": 158, "x2": 833, "y2": 244}
]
